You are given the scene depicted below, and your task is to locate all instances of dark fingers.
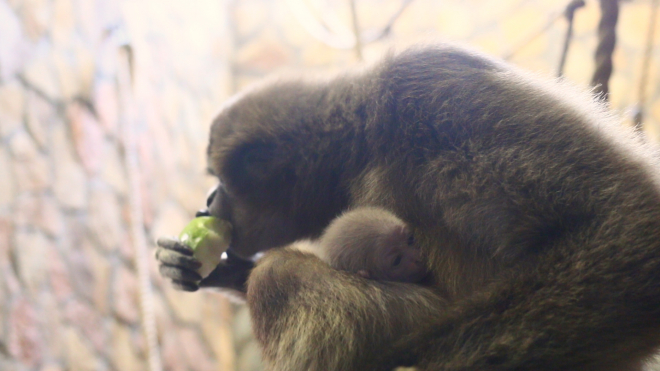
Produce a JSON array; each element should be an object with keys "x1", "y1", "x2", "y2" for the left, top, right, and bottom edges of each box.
[
  {"x1": 159, "y1": 264, "x2": 202, "y2": 283},
  {"x1": 156, "y1": 237, "x2": 194, "y2": 256},
  {"x1": 155, "y1": 248, "x2": 202, "y2": 271}
]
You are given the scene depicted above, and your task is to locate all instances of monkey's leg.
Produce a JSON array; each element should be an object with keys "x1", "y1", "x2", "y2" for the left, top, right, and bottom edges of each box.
[
  {"x1": 406, "y1": 215, "x2": 660, "y2": 371},
  {"x1": 247, "y1": 247, "x2": 445, "y2": 371}
]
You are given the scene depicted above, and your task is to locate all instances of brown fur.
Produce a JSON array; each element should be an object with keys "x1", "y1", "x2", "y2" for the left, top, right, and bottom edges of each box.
[
  {"x1": 157, "y1": 44, "x2": 660, "y2": 370},
  {"x1": 248, "y1": 248, "x2": 444, "y2": 370}
]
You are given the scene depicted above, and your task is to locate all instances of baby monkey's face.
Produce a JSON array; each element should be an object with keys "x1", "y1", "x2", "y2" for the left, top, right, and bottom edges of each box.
[
  {"x1": 320, "y1": 207, "x2": 428, "y2": 283},
  {"x1": 368, "y1": 224, "x2": 426, "y2": 283}
]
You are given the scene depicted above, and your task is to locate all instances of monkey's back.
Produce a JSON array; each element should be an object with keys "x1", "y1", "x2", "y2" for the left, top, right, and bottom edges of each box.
[
  {"x1": 204, "y1": 44, "x2": 660, "y2": 371},
  {"x1": 350, "y1": 45, "x2": 660, "y2": 297}
]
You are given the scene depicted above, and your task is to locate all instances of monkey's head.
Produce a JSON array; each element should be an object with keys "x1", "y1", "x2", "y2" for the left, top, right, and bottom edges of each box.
[
  {"x1": 320, "y1": 207, "x2": 428, "y2": 283},
  {"x1": 203, "y1": 81, "x2": 353, "y2": 259}
]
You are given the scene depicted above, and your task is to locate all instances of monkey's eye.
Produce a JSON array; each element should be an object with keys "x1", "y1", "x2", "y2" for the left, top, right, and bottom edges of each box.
[
  {"x1": 392, "y1": 254, "x2": 402, "y2": 267},
  {"x1": 407, "y1": 234, "x2": 415, "y2": 246}
]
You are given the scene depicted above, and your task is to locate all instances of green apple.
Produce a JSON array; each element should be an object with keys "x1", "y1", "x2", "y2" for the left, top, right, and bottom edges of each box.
[{"x1": 179, "y1": 216, "x2": 232, "y2": 279}]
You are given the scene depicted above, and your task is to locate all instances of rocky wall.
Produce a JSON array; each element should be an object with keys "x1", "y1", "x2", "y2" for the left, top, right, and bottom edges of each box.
[
  {"x1": 1, "y1": 0, "x2": 659, "y2": 370},
  {"x1": 0, "y1": 0, "x2": 235, "y2": 370}
]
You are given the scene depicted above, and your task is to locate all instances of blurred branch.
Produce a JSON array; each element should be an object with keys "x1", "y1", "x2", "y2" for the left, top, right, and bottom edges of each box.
[
  {"x1": 633, "y1": 0, "x2": 659, "y2": 129},
  {"x1": 110, "y1": 25, "x2": 164, "y2": 371},
  {"x1": 362, "y1": 0, "x2": 416, "y2": 42},
  {"x1": 557, "y1": 0, "x2": 585, "y2": 77},
  {"x1": 503, "y1": 10, "x2": 564, "y2": 60},
  {"x1": 348, "y1": 0, "x2": 363, "y2": 60},
  {"x1": 286, "y1": 0, "x2": 415, "y2": 50},
  {"x1": 590, "y1": 0, "x2": 620, "y2": 102}
]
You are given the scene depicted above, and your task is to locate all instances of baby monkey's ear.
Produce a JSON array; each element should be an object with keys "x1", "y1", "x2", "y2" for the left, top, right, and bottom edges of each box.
[{"x1": 357, "y1": 270, "x2": 371, "y2": 279}]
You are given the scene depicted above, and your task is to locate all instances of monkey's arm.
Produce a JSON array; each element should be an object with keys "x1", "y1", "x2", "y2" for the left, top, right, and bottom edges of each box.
[
  {"x1": 403, "y1": 216, "x2": 660, "y2": 370},
  {"x1": 156, "y1": 237, "x2": 253, "y2": 295},
  {"x1": 247, "y1": 205, "x2": 660, "y2": 371},
  {"x1": 247, "y1": 247, "x2": 445, "y2": 371}
]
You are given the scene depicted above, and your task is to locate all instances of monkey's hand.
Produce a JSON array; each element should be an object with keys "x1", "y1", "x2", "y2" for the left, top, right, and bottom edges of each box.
[{"x1": 155, "y1": 237, "x2": 254, "y2": 295}]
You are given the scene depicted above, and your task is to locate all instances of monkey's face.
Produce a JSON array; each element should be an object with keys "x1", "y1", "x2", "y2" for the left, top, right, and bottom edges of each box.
[
  {"x1": 372, "y1": 228, "x2": 428, "y2": 283},
  {"x1": 204, "y1": 134, "x2": 302, "y2": 259},
  {"x1": 200, "y1": 182, "x2": 299, "y2": 259},
  {"x1": 203, "y1": 88, "x2": 347, "y2": 259}
]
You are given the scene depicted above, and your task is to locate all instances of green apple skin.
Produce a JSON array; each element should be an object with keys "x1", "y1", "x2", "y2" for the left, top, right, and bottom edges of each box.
[{"x1": 179, "y1": 216, "x2": 232, "y2": 278}]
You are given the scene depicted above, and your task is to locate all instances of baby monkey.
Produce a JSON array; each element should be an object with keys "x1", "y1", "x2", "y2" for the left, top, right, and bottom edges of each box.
[{"x1": 316, "y1": 207, "x2": 427, "y2": 283}]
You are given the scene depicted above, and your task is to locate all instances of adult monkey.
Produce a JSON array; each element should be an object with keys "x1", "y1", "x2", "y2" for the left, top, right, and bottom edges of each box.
[{"x1": 156, "y1": 44, "x2": 660, "y2": 370}]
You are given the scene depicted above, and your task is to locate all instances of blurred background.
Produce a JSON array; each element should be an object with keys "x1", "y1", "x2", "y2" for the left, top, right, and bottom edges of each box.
[{"x1": 0, "y1": 0, "x2": 658, "y2": 370}]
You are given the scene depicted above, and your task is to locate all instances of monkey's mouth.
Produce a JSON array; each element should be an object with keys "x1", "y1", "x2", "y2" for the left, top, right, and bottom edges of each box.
[{"x1": 195, "y1": 184, "x2": 241, "y2": 255}]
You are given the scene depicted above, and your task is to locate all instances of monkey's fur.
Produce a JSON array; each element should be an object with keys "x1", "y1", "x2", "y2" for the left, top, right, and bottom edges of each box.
[
  {"x1": 156, "y1": 44, "x2": 660, "y2": 370},
  {"x1": 316, "y1": 207, "x2": 427, "y2": 283}
]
